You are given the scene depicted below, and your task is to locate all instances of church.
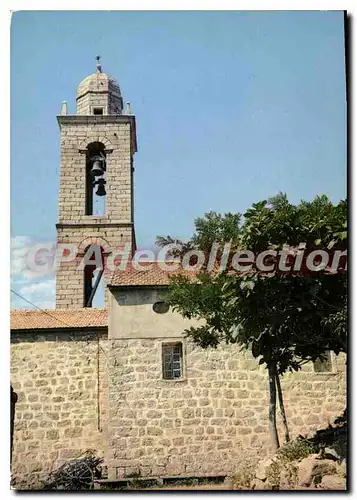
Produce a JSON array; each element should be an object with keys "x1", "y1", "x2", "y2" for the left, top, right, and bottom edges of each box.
[{"x1": 10, "y1": 60, "x2": 346, "y2": 488}]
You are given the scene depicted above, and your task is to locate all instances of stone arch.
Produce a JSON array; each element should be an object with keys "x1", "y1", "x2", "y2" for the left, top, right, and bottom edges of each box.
[
  {"x1": 78, "y1": 236, "x2": 110, "y2": 256},
  {"x1": 78, "y1": 135, "x2": 113, "y2": 151}
]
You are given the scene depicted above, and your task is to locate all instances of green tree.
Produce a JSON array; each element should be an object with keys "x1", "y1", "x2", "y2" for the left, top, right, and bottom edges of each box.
[{"x1": 157, "y1": 194, "x2": 347, "y2": 450}]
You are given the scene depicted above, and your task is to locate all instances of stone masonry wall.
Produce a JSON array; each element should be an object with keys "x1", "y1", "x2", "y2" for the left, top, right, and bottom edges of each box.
[
  {"x1": 11, "y1": 329, "x2": 109, "y2": 488},
  {"x1": 107, "y1": 338, "x2": 346, "y2": 479},
  {"x1": 107, "y1": 287, "x2": 347, "y2": 479},
  {"x1": 10, "y1": 325, "x2": 346, "y2": 487}
]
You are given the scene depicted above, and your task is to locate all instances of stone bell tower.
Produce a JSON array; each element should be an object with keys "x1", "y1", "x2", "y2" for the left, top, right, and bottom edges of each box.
[{"x1": 56, "y1": 57, "x2": 137, "y2": 309}]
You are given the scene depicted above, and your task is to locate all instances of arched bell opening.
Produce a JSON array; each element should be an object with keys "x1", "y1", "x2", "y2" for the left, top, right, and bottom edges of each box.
[
  {"x1": 85, "y1": 142, "x2": 107, "y2": 216},
  {"x1": 83, "y1": 244, "x2": 105, "y2": 307}
]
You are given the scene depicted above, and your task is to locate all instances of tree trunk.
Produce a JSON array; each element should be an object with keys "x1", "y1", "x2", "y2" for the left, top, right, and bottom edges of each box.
[
  {"x1": 275, "y1": 370, "x2": 290, "y2": 443},
  {"x1": 268, "y1": 363, "x2": 280, "y2": 450}
]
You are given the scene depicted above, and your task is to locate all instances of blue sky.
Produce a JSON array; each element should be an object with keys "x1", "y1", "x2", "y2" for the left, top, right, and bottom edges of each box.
[{"x1": 11, "y1": 10, "x2": 346, "y2": 309}]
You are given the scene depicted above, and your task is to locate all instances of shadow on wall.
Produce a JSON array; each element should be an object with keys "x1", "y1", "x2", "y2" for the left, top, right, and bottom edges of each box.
[
  {"x1": 308, "y1": 408, "x2": 347, "y2": 462},
  {"x1": 112, "y1": 287, "x2": 168, "y2": 307},
  {"x1": 11, "y1": 385, "x2": 18, "y2": 466}
]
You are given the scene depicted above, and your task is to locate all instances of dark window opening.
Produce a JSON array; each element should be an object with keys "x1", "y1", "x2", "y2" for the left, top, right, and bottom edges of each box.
[
  {"x1": 93, "y1": 107, "x2": 104, "y2": 115},
  {"x1": 85, "y1": 142, "x2": 107, "y2": 216},
  {"x1": 83, "y1": 245, "x2": 104, "y2": 308},
  {"x1": 153, "y1": 301, "x2": 170, "y2": 314},
  {"x1": 162, "y1": 342, "x2": 183, "y2": 380},
  {"x1": 84, "y1": 265, "x2": 95, "y2": 307},
  {"x1": 313, "y1": 351, "x2": 333, "y2": 373}
]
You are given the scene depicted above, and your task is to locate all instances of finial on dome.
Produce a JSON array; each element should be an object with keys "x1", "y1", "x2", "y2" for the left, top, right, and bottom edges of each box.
[{"x1": 96, "y1": 55, "x2": 102, "y2": 73}]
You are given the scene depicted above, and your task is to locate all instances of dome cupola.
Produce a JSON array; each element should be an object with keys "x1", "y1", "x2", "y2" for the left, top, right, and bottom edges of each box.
[{"x1": 76, "y1": 56, "x2": 123, "y2": 115}]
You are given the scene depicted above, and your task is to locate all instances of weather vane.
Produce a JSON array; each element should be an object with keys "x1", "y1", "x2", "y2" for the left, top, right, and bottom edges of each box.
[{"x1": 96, "y1": 55, "x2": 102, "y2": 73}]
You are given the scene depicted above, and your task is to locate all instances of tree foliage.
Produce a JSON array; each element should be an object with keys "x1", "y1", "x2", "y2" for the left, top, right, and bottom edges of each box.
[
  {"x1": 157, "y1": 193, "x2": 347, "y2": 368},
  {"x1": 157, "y1": 193, "x2": 347, "y2": 448}
]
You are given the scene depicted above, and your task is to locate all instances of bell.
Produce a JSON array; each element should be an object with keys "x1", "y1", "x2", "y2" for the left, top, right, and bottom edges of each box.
[
  {"x1": 90, "y1": 160, "x2": 104, "y2": 177},
  {"x1": 96, "y1": 184, "x2": 106, "y2": 196},
  {"x1": 95, "y1": 178, "x2": 106, "y2": 196}
]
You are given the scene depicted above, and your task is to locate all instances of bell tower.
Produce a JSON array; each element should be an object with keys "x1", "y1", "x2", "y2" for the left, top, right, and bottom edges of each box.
[{"x1": 56, "y1": 57, "x2": 137, "y2": 309}]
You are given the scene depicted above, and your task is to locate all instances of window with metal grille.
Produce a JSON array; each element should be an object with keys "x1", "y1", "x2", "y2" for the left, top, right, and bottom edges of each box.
[
  {"x1": 313, "y1": 351, "x2": 333, "y2": 373},
  {"x1": 162, "y1": 342, "x2": 183, "y2": 380}
]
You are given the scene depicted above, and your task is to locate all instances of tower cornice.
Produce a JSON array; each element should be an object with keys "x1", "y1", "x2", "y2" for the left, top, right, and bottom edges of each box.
[
  {"x1": 56, "y1": 221, "x2": 134, "y2": 229},
  {"x1": 57, "y1": 114, "x2": 137, "y2": 153}
]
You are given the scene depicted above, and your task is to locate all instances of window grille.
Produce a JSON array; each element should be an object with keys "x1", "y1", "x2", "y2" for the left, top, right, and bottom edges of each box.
[{"x1": 162, "y1": 342, "x2": 183, "y2": 380}]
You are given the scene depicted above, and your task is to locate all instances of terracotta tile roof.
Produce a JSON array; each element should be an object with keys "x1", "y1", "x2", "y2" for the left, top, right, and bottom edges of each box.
[
  {"x1": 107, "y1": 264, "x2": 278, "y2": 287},
  {"x1": 107, "y1": 255, "x2": 344, "y2": 287},
  {"x1": 107, "y1": 262, "x2": 198, "y2": 287},
  {"x1": 11, "y1": 308, "x2": 108, "y2": 331}
]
